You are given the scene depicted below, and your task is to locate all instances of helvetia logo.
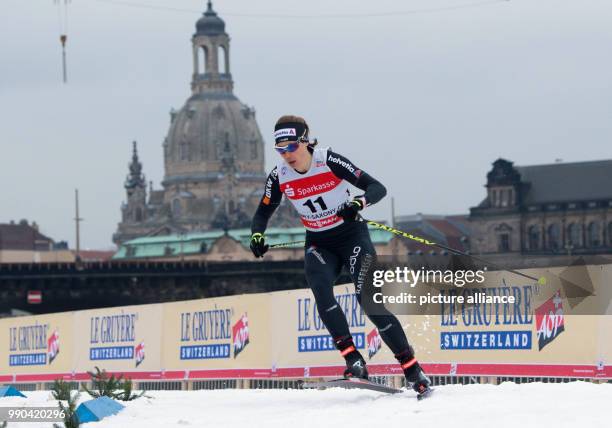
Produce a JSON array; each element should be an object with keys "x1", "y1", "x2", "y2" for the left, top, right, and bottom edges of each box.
[
  {"x1": 232, "y1": 313, "x2": 250, "y2": 358},
  {"x1": 47, "y1": 329, "x2": 60, "y2": 364},
  {"x1": 327, "y1": 154, "x2": 355, "y2": 173},
  {"x1": 535, "y1": 290, "x2": 565, "y2": 351},
  {"x1": 135, "y1": 341, "x2": 145, "y2": 367},
  {"x1": 274, "y1": 128, "x2": 297, "y2": 139},
  {"x1": 367, "y1": 328, "x2": 382, "y2": 359}
]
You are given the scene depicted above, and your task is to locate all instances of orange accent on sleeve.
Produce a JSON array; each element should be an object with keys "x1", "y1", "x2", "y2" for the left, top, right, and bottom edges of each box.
[
  {"x1": 263, "y1": 196, "x2": 271, "y2": 205},
  {"x1": 401, "y1": 357, "x2": 417, "y2": 370},
  {"x1": 340, "y1": 345, "x2": 356, "y2": 356}
]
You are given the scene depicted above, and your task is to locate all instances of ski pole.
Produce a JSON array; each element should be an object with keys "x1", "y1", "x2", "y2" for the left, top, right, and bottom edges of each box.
[
  {"x1": 269, "y1": 240, "x2": 306, "y2": 249},
  {"x1": 360, "y1": 216, "x2": 545, "y2": 285}
]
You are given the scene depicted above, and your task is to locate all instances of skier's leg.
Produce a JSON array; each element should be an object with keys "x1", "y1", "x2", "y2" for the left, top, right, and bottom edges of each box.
[
  {"x1": 343, "y1": 226, "x2": 431, "y2": 394},
  {"x1": 305, "y1": 244, "x2": 367, "y2": 378}
]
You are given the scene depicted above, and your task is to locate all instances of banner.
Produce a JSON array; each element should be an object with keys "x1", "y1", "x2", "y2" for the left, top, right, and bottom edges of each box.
[
  {"x1": 0, "y1": 312, "x2": 73, "y2": 375},
  {"x1": 72, "y1": 304, "x2": 163, "y2": 373},
  {"x1": 161, "y1": 293, "x2": 271, "y2": 373},
  {"x1": 1, "y1": 263, "x2": 611, "y2": 381}
]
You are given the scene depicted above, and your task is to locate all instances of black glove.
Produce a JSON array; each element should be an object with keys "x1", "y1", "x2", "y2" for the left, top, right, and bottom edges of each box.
[
  {"x1": 336, "y1": 198, "x2": 366, "y2": 222},
  {"x1": 250, "y1": 233, "x2": 269, "y2": 258}
]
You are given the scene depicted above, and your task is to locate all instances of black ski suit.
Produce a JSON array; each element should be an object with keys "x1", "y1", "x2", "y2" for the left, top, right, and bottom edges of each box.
[{"x1": 251, "y1": 150, "x2": 414, "y2": 359}]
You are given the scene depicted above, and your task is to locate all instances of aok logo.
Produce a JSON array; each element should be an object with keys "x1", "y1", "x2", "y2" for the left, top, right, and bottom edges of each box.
[
  {"x1": 135, "y1": 342, "x2": 145, "y2": 367},
  {"x1": 367, "y1": 328, "x2": 382, "y2": 359},
  {"x1": 47, "y1": 330, "x2": 60, "y2": 364},
  {"x1": 232, "y1": 314, "x2": 250, "y2": 358},
  {"x1": 535, "y1": 290, "x2": 565, "y2": 351}
]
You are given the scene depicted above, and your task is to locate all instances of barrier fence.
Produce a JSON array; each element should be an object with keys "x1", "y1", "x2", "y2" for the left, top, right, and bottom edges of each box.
[{"x1": 1, "y1": 263, "x2": 611, "y2": 389}]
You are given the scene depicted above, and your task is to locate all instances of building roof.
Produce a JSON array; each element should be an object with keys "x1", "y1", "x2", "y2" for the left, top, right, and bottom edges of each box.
[
  {"x1": 195, "y1": 1, "x2": 226, "y2": 36},
  {"x1": 0, "y1": 222, "x2": 54, "y2": 251},
  {"x1": 394, "y1": 214, "x2": 470, "y2": 253},
  {"x1": 75, "y1": 250, "x2": 115, "y2": 262},
  {"x1": 113, "y1": 224, "x2": 396, "y2": 260},
  {"x1": 517, "y1": 159, "x2": 612, "y2": 205}
]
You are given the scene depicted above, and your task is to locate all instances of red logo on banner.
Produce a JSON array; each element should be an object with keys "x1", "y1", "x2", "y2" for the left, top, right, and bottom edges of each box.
[
  {"x1": 47, "y1": 330, "x2": 60, "y2": 364},
  {"x1": 367, "y1": 328, "x2": 382, "y2": 359},
  {"x1": 135, "y1": 342, "x2": 145, "y2": 367},
  {"x1": 232, "y1": 313, "x2": 250, "y2": 358},
  {"x1": 535, "y1": 290, "x2": 565, "y2": 351}
]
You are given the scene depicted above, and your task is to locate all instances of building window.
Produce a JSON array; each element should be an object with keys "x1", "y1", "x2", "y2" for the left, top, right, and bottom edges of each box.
[
  {"x1": 498, "y1": 234, "x2": 510, "y2": 252},
  {"x1": 586, "y1": 222, "x2": 601, "y2": 247},
  {"x1": 135, "y1": 207, "x2": 143, "y2": 222},
  {"x1": 179, "y1": 142, "x2": 190, "y2": 161},
  {"x1": 199, "y1": 46, "x2": 208, "y2": 73},
  {"x1": 172, "y1": 199, "x2": 181, "y2": 218},
  {"x1": 528, "y1": 225, "x2": 540, "y2": 250},
  {"x1": 547, "y1": 224, "x2": 560, "y2": 251},
  {"x1": 218, "y1": 45, "x2": 228, "y2": 74},
  {"x1": 567, "y1": 223, "x2": 581, "y2": 247},
  {"x1": 609, "y1": 222, "x2": 612, "y2": 245}
]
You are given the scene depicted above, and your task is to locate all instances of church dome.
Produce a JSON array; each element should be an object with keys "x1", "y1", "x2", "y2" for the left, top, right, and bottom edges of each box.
[
  {"x1": 114, "y1": 0, "x2": 299, "y2": 243},
  {"x1": 163, "y1": 93, "x2": 265, "y2": 183},
  {"x1": 195, "y1": 1, "x2": 226, "y2": 36}
]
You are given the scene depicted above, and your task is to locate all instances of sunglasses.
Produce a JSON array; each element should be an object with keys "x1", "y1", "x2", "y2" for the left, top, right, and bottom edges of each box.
[{"x1": 274, "y1": 142, "x2": 300, "y2": 154}]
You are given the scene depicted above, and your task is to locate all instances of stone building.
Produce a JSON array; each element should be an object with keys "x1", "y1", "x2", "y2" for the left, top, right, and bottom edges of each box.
[
  {"x1": 113, "y1": 2, "x2": 296, "y2": 245},
  {"x1": 0, "y1": 220, "x2": 74, "y2": 263},
  {"x1": 469, "y1": 158, "x2": 612, "y2": 256}
]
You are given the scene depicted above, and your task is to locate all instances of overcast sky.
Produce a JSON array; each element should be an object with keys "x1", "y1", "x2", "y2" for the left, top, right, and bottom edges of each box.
[{"x1": 2, "y1": 0, "x2": 611, "y2": 249}]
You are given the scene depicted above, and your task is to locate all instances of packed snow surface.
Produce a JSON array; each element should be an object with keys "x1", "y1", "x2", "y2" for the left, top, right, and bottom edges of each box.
[{"x1": 1, "y1": 382, "x2": 610, "y2": 428}]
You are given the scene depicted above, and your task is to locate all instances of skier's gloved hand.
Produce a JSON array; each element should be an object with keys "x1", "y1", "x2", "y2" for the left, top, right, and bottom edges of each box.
[
  {"x1": 250, "y1": 233, "x2": 269, "y2": 258},
  {"x1": 336, "y1": 197, "x2": 366, "y2": 222}
]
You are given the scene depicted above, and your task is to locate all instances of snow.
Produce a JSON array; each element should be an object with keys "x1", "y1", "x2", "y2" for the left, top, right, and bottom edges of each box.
[{"x1": 1, "y1": 382, "x2": 610, "y2": 428}]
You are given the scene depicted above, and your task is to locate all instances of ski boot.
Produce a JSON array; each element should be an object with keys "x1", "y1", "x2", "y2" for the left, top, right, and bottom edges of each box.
[
  {"x1": 343, "y1": 354, "x2": 369, "y2": 380},
  {"x1": 402, "y1": 357, "x2": 432, "y2": 399},
  {"x1": 336, "y1": 338, "x2": 369, "y2": 379}
]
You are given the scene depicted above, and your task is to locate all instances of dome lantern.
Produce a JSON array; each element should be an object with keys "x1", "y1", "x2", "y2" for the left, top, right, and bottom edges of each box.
[{"x1": 191, "y1": 1, "x2": 232, "y2": 95}]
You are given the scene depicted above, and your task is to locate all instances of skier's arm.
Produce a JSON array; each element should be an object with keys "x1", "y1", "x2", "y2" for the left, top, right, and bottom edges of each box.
[
  {"x1": 251, "y1": 167, "x2": 283, "y2": 234},
  {"x1": 326, "y1": 150, "x2": 387, "y2": 207}
]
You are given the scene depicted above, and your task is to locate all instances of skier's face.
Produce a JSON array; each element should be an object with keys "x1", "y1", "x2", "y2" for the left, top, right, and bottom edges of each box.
[{"x1": 275, "y1": 141, "x2": 311, "y2": 172}]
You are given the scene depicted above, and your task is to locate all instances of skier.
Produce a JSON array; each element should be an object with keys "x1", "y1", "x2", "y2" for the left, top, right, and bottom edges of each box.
[{"x1": 250, "y1": 115, "x2": 431, "y2": 397}]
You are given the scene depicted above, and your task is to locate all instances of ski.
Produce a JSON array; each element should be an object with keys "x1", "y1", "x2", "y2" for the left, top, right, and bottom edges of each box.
[
  {"x1": 301, "y1": 378, "x2": 403, "y2": 394},
  {"x1": 416, "y1": 387, "x2": 434, "y2": 401}
]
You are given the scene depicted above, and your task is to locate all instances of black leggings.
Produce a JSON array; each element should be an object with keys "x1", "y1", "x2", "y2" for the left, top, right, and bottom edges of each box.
[{"x1": 304, "y1": 223, "x2": 412, "y2": 357}]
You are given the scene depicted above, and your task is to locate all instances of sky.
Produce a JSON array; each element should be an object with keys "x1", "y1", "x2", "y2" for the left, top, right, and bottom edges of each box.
[{"x1": 2, "y1": 0, "x2": 611, "y2": 249}]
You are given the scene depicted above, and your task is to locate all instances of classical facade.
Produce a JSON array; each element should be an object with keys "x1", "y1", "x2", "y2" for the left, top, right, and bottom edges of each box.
[
  {"x1": 114, "y1": 2, "x2": 296, "y2": 245},
  {"x1": 469, "y1": 158, "x2": 612, "y2": 256}
]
